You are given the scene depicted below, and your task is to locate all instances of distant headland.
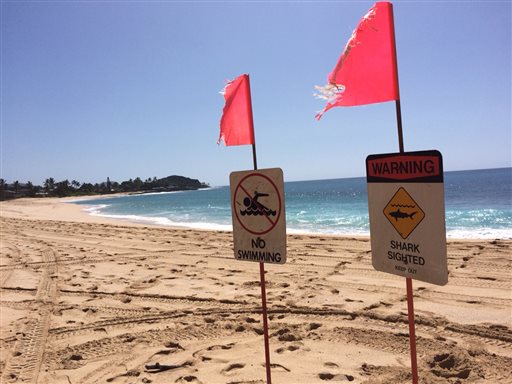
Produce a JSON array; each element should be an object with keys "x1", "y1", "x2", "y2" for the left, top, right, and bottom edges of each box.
[{"x1": 0, "y1": 175, "x2": 210, "y2": 200}]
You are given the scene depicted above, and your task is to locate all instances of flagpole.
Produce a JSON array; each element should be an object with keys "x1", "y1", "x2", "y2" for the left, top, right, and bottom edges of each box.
[
  {"x1": 394, "y1": 98, "x2": 418, "y2": 384},
  {"x1": 395, "y1": 100, "x2": 404, "y2": 153},
  {"x1": 246, "y1": 75, "x2": 272, "y2": 384},
  {"x1": 251, "y1": 144, "x2": 272, "y2": 384},
  {"x1": 390, "y1": 3, "x2": 419, "y2": 383},
  {"x1": 252, "y1": 143, "x2": 258, "y2": 170}
]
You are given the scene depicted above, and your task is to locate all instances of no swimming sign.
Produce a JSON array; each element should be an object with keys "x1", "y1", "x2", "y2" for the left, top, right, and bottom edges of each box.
[{"x1": 230, "y1": 168, "x2": 286, "y2": 264}]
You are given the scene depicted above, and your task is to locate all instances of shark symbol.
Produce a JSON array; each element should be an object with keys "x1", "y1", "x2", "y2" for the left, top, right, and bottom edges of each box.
[{"x1": 388, "y1": 209, "x2": 417, "y2": 221}]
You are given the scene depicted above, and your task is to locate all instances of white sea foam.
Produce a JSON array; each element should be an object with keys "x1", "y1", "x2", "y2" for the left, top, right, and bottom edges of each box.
[
  {"x1": 62, "y1": 197, "x2": 108, "y2": 203},
  {"x1": 288, "y1": 227, "x2": 370, "y2": 237},
  {"x1": 446, "y1": 228, "x2": 511, "y2": 240},
  {"x1": 85, "y1": 209, "x2": 233, "y2": 231},
  {"x1": 81, "y1": 207, "x2": 510, "y2": 239},
  {"x1": 127, "y1": 190, "x2": 185, "y2": 197},
  {"x1": 83, "y1": 204, "x2": 111, "y2": 215}
]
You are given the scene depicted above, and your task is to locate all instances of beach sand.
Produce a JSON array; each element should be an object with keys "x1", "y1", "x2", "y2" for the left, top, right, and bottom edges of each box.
[{"x1": 1, "y1": 197, "x2": 511, "y2": 383}]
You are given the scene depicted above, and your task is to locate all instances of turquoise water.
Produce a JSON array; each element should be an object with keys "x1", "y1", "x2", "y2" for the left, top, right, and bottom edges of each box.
[{"x1": 74, "y1": 168, "x2": 511, "y2": 239}]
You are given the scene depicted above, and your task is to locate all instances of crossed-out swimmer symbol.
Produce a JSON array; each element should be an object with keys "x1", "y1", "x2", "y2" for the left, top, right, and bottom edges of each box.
[
  {"x1": 233, "y1": 172, "x2": 282, "y2": 236},
  {"x1": 240, "y1": 191, "x2": 277, "y2": 217}
]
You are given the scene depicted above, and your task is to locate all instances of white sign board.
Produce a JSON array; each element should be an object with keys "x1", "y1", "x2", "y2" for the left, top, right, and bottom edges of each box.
[
  {"x1": 230, "y1": 168, "x2": 286, "y2": 264},
  {"x1": 366, "y1": 150, "x2": 448, "y2": 285}
]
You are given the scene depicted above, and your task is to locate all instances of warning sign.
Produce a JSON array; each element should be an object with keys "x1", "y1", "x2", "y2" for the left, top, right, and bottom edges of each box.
[
  {"x1": 230, "y1": 168, "x2": 286, "y2": 264},
  {"x1": 366, "y1": 150, "x2": 447, "y2": 286},
  {"x1": 383, "y1": 187, "x2": 425, "y2": 239}
]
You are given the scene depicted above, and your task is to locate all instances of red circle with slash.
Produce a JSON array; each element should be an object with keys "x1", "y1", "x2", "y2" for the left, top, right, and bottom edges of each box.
[{"x1": 233, "y1": 172, "x2": 282, "y2": 236}]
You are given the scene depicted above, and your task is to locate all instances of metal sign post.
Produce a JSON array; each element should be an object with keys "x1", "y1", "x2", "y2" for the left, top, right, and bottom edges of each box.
[
  {"x1": 230, "y1": 159, "x2": 287, "y2": 384},
  {"x1": 366, "y1": 149, "x2": 448, "y2": 384},
  {"x1": 219, "y1": 73, "x2": 282, "y2": 384},
  {"x1": 368, "y1": 104, "x2": 447, "y2": 384},
  {"x1": 253, "y1": 145, "x2": 271, "y2": 384}
]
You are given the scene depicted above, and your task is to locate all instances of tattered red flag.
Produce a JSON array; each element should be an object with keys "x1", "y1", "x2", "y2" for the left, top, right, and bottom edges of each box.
[
  {"x1": 218, "y1": 74, "x2": 255, "y2": 146},
  {"x1": 315, "y1": 2, "x2": 399, "y2": 119}
]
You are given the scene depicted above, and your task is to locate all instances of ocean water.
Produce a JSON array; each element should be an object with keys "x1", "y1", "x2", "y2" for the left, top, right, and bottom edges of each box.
[{"x1": 74, "y1": 168, "x2": 511, "y2": 239}]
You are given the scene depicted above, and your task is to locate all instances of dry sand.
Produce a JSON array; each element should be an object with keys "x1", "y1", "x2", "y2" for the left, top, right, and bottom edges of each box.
[{"x1": 0, "y1": 197, "x2": 511, "y2": 384}]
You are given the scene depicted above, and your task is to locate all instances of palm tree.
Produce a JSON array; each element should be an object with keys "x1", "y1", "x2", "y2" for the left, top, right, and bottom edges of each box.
[
  {"x1": 133, "y1": 177, "x2": 143, "y2": 191},
  {"x1": 44, "y1": 178, "x2": 55, "y2": 194},
  {"x1": 26, "y1": 181, "x2": 35, "y2": 197},
  {"x1": 55, "y1": 180, "x2": 71, "y2": 196}
]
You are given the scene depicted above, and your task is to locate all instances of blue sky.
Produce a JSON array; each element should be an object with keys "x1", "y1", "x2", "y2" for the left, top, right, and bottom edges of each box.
[{"x1": 1, "y1": 0, "x2": 510, "y2": 187}]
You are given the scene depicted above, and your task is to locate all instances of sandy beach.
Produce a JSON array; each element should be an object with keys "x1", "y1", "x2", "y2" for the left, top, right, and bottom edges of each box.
[{"x1": 0, "y1": 197, "x2": 510, "y2": 384}]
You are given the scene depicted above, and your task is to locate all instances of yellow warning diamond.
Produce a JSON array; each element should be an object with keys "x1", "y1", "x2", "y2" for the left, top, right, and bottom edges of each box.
[{"x1": 383, "y1": 187, "x2": 425, "y2": 239}]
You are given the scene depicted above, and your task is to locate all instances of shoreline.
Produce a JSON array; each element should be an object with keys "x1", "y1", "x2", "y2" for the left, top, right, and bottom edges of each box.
[
  {"x1": 2, "y1": 196, "x2": 508, "y2": 241},
  {"x1": 1, "y1": 196, "x2": 143, "y2": 227}
]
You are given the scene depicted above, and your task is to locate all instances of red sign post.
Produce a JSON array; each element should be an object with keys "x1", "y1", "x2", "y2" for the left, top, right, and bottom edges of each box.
[
  {"x1": 366, "y1": 151, "x2": 448, "y2": 383},
  {"x1": 315, "y1": 2, "x2": 445, "y2": 382},
  {"x1": 219, "y1": 74, "x2": 283, "y2": 384}
]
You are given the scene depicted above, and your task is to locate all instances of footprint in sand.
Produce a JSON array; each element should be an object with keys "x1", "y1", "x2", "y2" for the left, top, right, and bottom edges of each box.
[
  {"x1": 222, "y1": 362, "x2": 245, "y2": 374},
  {"x1": 269, "y1": 363, "x2": 290, "y2": 372},
  {"x1": 274, "y1": 327, "x2": 302, "y2": 342},
  {"x1": 275, "y1": 345, "x2": 300, "y2": 354},
  {"x1": 428, "y1": 352, "x2": 472, "y2": 379},
  {"x1": 307, "y1": 322, "x2": 322, "y2": 331},
  {"x1": 318, "y1": 372, "x2": 355, "y2": 381},
  {"x1": 176, "y1": 375, "x2": 203, "y2": 383},
  {"x1": 192, "y1": 343, "x2": 235, "y2": 364}
]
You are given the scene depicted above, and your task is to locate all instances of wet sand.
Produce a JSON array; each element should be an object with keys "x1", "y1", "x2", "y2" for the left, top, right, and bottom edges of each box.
[{"x1": 1, "y1": 198, "x2": 511, "y2": 383}]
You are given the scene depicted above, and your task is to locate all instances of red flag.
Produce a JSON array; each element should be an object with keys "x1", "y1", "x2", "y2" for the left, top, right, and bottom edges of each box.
[
  {"x1": 315, "y1": 2, "x2": 399, "y2": 119},
  {"x1": 218, "y1": 74, "x2": 255, "y2": 146}
]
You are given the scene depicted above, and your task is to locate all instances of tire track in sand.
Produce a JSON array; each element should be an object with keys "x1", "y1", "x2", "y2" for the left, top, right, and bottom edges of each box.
[{"x1": 1, "y1": 247, "x2": 57, "y2": 383}]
